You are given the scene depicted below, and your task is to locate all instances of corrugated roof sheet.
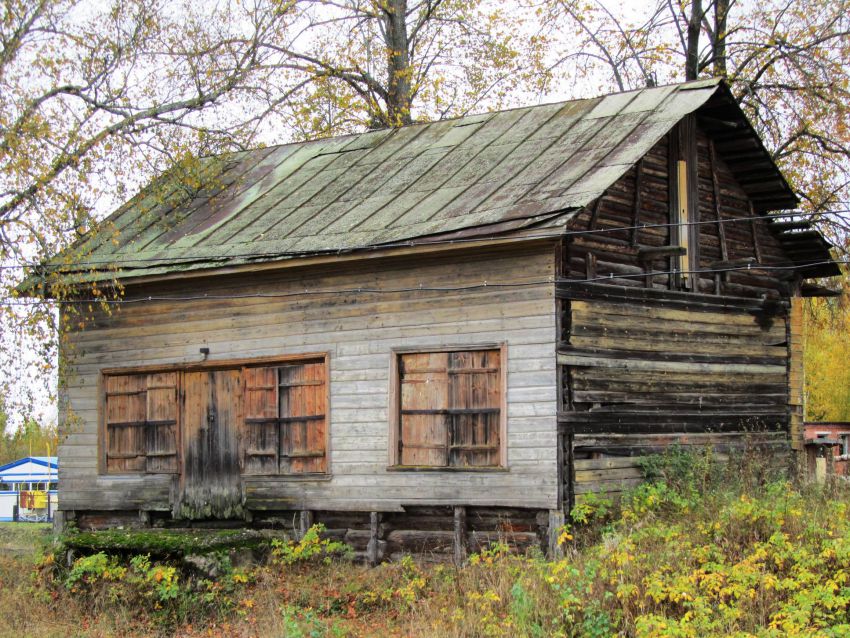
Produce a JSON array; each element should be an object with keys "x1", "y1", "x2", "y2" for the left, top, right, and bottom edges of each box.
[{"x1": 32, "y1": 78, "x2": 807, "y2": 284}]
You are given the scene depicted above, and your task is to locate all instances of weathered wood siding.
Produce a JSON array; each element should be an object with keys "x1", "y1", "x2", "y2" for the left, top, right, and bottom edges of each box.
[
  {"x1": 557, "y1": 284, "x2": 792, "y2": 499},
  {"x1": 555, "y1": 121, "x2": 799, "y2": 502},
  {"x1": 59, "y1": 246, "x2": 558, "y2": 515},
  {"x1": 568, "y1": 128, "x2": 793, "y2": 298},
  {"x1": 788, "y1": 298, "x2": 804, "y2": 451}
]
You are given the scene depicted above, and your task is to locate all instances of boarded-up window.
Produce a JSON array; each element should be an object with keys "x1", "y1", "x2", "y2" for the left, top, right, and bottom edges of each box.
[
  {"x1": 242, "y1": 359, "x2": 328, "y2": 474},
  {"x1": 104, "y1": 372, "x2": 178, "y2": 473},
  {"x1": 396, "y1": 349, "x2": 502, "y2": 468}
]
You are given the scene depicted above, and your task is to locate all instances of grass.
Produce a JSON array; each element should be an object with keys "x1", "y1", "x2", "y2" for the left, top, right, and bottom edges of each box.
[
  {"x1": 1, "y1": 449, "x2": 849, "y2": 637},
  {"x1": 0, "y1": 522, "x2": 51, "y2": 557}
]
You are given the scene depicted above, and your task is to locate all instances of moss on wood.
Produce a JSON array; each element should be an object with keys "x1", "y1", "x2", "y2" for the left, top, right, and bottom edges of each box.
[{"x1": 61, "y1": 528, "x2": 289, "y2": 557}]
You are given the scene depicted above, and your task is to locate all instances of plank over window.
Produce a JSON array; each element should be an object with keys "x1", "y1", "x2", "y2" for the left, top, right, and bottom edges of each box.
[
  {"x1": 242, "y1": 359, "x2": 328, "y2": 475},
  {"x1": 396, "y1": 348, "x2": 503, "y2": 468},
  {"x1": 669, "y1": 118, "x2": 700, "y2": 290},
  {"x1": 104, "y1": 372, "x2": 178, "y2": 474}
]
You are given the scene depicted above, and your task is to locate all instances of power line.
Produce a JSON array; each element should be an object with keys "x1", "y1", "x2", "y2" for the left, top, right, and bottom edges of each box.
[
  {"x1": 3, "y1": 258, "x2": 847, "y2": 306},
  {"x1": 1, "y1": 207, "x2": 848, "y2": 273}
]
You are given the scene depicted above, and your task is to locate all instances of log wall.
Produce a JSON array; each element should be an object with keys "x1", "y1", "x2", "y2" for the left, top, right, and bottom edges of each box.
[
  {"x1": 557, "y1": 283, "x2": 793, "y2": 500},
  {"x1": 556, "y1": 123, "x2": 799, "y2": 503},
  {"x1": 567, "y1": 128, "x2": 794, "y2": 298}
]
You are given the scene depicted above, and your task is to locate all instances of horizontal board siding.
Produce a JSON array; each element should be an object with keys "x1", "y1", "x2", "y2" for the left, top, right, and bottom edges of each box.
[
  {"x1": 558, "y1": 284, "x2": 791, "y2": 497},
  {"x1": 60, "y1": 248, "x2": 559, "y2": 512}
]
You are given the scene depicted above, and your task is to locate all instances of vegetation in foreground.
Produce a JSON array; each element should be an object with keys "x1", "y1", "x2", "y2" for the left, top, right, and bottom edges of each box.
[{"x1": 2, "y1": 450, "x2": 850, "y2": 637}]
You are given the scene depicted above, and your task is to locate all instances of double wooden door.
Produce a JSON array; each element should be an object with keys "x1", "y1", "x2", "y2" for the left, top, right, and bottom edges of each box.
[{"x1": 174, "y1": 369, "x2": 244, "y2": 519}]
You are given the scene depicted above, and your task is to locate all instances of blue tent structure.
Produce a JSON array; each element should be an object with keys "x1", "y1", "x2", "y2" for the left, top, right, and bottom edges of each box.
[{"x1": 0, "y1": 456, "x2": 58, "y2": 522}]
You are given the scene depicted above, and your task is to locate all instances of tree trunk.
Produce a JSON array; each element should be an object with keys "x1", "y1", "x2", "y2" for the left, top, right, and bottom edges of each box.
[
  {"x1": 383, "y1": 0, "x2": 413, "y2": 126},
  {"x1": 685, "y1": 0, "x2": 702, "y2": 80},
  {"x1": 713, "y1": 0, "x2": 729, "y2": 77}
]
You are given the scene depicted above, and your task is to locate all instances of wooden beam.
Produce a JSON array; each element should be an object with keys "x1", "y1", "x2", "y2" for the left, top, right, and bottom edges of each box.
[
  {"x1": 547, "y1": 509, "x2": 566, "y2": 559},
  {"x1": 769, "y1": 221, "x2": 810, "y2": 233},
  {"x1": 453, "y1": 506, "x2": 467, "y2": 566},
  {"x1": 777, "y1": 230, "x2": 826, "y2": 243},
  {"x1": 367, "y1": 512, "x2": 383, "y2": 566},
  {"x1": 585, "y1": 252, "x2": 597, "y2": 281},
  {"x1": 696, "y1": 115, "x2": 744, "y2": 130},
  {"x1": 630, "y1": 159, "x2": 644, "y2": 246},
  {"x1": 638, "y1": 245, "x2": 687, "y2": 259},
  {"x1": 708, "y1": 140, "x2": 729, "y2": 297},
  {"x1": 587, "y1": 197, "x2": 603, "y2": 231},
  {"x1": 668, "y1": 127, "x2": 681, "y2": 290},
  {"x1": 683, "y1": 118, "x2": 700, "y2": 288},
  {"x1": 556, "y1": 280, "x2": 785, "y2": 312},
  {"x1": 801, "y1": 283, "x2": 841, "y2": 297},
  {"x1": 748, "y1": 202, "x2": 762, "y2": 263},
  {"x1": 100, "y1": 352, "x2": 329, "y2": 376},
  {"x1": 298, "y1": 510, "x2": 313, "y2": 540},
  {"x1": 708, "y1": 257, "x2": 758, "y2": 270}
]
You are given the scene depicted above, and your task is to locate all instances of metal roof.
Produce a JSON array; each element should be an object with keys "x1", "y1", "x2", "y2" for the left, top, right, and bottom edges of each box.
[
  {"x1": 0, "y1": 457, "x2": 58, "y2": 483},
  {"x1": 32, "y1": 78, "x2": 808, "y2": 285}
]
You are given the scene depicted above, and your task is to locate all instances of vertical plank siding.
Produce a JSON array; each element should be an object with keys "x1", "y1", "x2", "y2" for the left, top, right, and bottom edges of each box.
[
  {"x1": 177, "y1": 369, "x2": 244, "y2": 519},
  {"x1": 399, "y1": 352, "x2": 451, "y2": 467},
  {"x1": 242, "y1": 366, "x2": 281, "y2": 475},
  {"x1": 59, "y1": 248, "x2": 558, "y2": 514},
  {"x1": 788, "y1": 299, "x2": 805, "y2": 451}
]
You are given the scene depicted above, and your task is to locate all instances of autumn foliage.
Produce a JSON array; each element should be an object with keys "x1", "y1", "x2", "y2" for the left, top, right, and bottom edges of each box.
[{"x1": 804, "y1": 290, "x2": 850, "y2": 422}]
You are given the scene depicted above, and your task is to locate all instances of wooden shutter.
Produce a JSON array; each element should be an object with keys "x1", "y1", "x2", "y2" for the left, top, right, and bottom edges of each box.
[
  {"x1": 279, "y1": 362, "x2": 327, "y2": 474},
  {"x1": 243, "y1": 361, "x2": 328, "y2": 475},
  {"x1": 448, "y1": 350, "x2": 501, "y2": 467},
  {"x1": 105, "y1": 375, "x2": 147, "y2": 472},
  {"x1": 243, "y1": 367, "x2": 279, "y2": 474},
  {"x1": 398, "y1": 350, "x2": 502, "y2": 468},
  {"x1": 145, "y1": 372, "x2": 178, "y2": 473},
  {"x1": 399, "y1": 352, "x2": 450, "y2": 466},
  {"x1": 105, "y1": 373, "x2": 178, "y2": 473}
]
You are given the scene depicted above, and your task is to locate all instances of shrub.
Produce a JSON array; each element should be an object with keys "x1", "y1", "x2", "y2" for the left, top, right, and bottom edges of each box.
[{"x1": 270, "y1": 524, "x2": 353, "y2": 565}]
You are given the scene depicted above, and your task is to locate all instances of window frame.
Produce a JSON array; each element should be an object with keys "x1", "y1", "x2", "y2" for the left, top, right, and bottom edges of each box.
[
  {"x1": 838, "y1": 433, "x2": 850, "y2": 457},
  {"x1": 98, "y1": 352, "x2": 331, "y2": 477},
  {"x1": 387, "y1": 342, "x2": 508, "y2": 471}
]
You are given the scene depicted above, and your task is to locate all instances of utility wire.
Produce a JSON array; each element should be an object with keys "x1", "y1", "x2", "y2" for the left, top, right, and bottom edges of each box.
[
  {"x1": 0, "y1": 208, "x2": 848, "y2": 272},
  {"x1": 3, "y1": 259, "x2": 848, "y2": 306}
]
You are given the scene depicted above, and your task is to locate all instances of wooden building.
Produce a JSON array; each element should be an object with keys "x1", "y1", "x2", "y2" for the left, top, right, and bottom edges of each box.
[
  {"x1": 29, "y1": 78, "x2": 840, "y2": 559},
  {"x1": 804, "y1": 422, "x2": 850, "y2": 477}
]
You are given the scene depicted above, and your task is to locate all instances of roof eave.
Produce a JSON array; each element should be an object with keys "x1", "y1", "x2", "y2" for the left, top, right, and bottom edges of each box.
[{"x1": 695, "y1": 81, "x2": 798, "y2": 212}]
